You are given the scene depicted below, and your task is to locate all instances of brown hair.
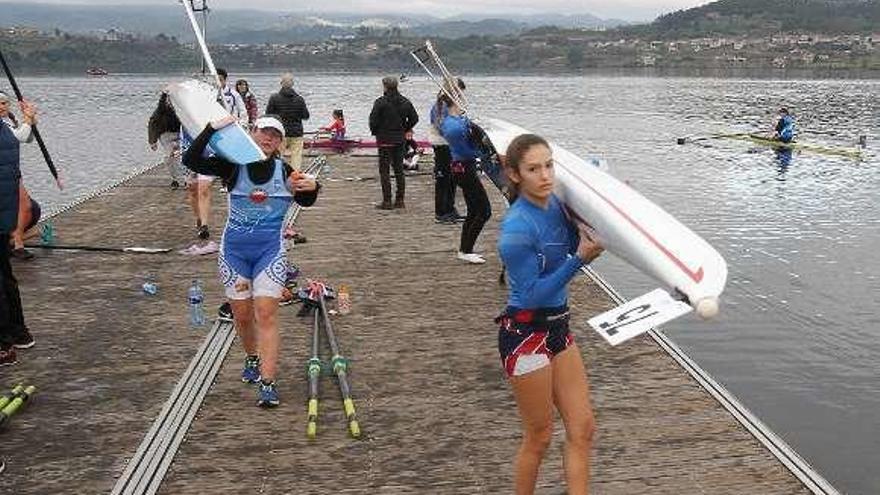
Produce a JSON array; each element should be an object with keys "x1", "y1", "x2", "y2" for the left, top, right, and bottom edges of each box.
[{"x1": 503, "y1": 134, "x2": 550, "y2": 195}]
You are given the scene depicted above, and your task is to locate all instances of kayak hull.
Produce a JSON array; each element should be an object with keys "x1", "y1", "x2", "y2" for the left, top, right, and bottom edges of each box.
[
  {"x1": 730, "y1": 134, "x2": 863, "y2": 159},
  {"x1": 167, "y1": 79, "x2": 265, "y2": 165},
  {"x1": 479, "y1": 118, "x2": 728, "y2": 314}
]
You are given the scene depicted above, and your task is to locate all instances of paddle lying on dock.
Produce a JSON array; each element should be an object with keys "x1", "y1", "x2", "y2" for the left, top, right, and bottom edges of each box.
[{"x1": 25, "y1": 244, "x2": 172, "y2": 254}]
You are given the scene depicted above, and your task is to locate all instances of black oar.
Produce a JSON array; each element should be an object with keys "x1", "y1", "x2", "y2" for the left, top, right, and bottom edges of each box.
[
  {"x1": 0, "y1": 46, "x2": 62, "y2": 189},
  {"x1": 676, "y1": 132, "x2": 752, "y2": 145},
  {"x1": 25, "y1": 244, "x2": 171, "y2": 254}
]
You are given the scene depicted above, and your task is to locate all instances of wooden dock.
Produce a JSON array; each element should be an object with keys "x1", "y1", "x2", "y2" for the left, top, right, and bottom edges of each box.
[{"x1": 1, "y1": 155, "x2": 814, "y2": 494}]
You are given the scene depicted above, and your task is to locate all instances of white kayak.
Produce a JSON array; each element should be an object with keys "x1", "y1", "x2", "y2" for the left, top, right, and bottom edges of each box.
[
  {"x1": 166, "y1": 79, "x2": 264, "y2": 164},
  {"x1": 478, "y1": 118, "x2": 727, "y2": 318}
]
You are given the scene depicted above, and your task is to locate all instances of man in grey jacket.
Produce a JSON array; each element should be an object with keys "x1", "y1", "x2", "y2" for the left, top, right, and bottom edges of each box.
[{"x1": 265, "y1": 73, "x2": 310, "y2": 169}]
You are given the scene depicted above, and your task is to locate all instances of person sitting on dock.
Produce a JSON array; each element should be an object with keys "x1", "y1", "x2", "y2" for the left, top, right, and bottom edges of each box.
[
  {"x1": 318, "y1": 109, "x2": 347, "y2": 153},
  {"x1": 496, "y1": 134, "x2": 604, "y2": 495},
  {"x1": 320, "y1": 109, "x2": 346, "y2": 142},
  {"x1": 774, "y1": 107, "x2": 796, "y2": 143},
  {"x1": 183, "y1": 114, "x2": 320, "y2": 408}
]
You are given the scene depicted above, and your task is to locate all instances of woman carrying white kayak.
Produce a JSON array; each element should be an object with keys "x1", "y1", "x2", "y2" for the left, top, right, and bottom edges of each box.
[
  {"x1": 496, "y1": 134, "x2": 603, "y2": 495},
  {"x1": 438, "y1": 90, "x2": 491, "y2": 263},
  {"x1": 183, "y1": 114, "x2": 320, "y2": 407}
]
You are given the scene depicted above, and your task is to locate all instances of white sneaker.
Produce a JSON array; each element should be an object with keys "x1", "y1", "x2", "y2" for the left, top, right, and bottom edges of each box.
[
  {"x1": 194, "y1": 241, "x2": 219, "y2": 255},
  {"x1": 178, "y1": 243, "x2": 201, "y2": 255},
  {"x1": 457, "y1": 252, "x2": 486, "y2": 264}
]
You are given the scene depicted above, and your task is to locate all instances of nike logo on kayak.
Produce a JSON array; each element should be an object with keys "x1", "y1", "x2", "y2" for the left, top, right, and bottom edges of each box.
[{"x1": 564, "y1": 183, "x2": 705, "y2": 285}]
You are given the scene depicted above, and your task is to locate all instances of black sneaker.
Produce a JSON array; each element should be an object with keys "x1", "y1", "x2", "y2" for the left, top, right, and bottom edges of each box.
[
  {"x1": 375, "y1": 202, "x2": 393, "y2": 210},
  {"x1": 0, "y1": 346, "x2": 17, "y2": 367},
  {"x1": 197, "y1": 225, "x2": 210, "y2": 240},
  {"x1": 435, "y1": 214, "x2": 457, "y2": 225},
  {"x1": 218, "y1": 302, "x2": 233, "y2": 322},
  {"x1": 12, "y1": 329, "x2": 34, "y2": 349},
  {"x1": 11, "y1": 248, "x2": 34, "y2": 261}
]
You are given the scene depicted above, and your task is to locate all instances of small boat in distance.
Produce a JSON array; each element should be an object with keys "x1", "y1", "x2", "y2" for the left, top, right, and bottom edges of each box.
[
  {"x1": 85, "y1": 67, "x2": 109, "y2": 76},
  {"x1": 728, "y1": 133, "x2": 864, "y2": 159}
]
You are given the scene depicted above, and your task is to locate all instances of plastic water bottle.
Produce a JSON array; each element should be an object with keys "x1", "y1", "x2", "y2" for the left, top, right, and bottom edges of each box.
[
  {"x1": 337, "y1": 284, "x2": 351, "y2": 315},
  {"x1": 40, "y1": 221, "x2": 55, "y2": 246},
  {"x1": 188, "y1": 280, "x2": 205, "y2": 327},
  {"x1": 142, "y1": 274, "x2": 158, "y2": 296}
]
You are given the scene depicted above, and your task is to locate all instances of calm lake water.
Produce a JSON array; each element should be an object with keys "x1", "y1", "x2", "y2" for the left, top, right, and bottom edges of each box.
[{"x1": 13, "y1": 73, "x2": 880, "y2": 494}]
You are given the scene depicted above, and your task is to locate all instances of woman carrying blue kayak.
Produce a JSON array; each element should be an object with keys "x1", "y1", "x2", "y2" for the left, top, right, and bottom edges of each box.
[
  {"x1": 496, "y1": 134, "x2": 604, "y2": 495},
  {"x1": 183, "y1": 114, "x2": 320, "y2": 407}
]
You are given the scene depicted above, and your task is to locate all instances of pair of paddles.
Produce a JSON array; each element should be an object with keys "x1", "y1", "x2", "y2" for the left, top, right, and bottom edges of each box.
[{"x1": 0, "y1": 384, "x2": 37, "y2": 428}]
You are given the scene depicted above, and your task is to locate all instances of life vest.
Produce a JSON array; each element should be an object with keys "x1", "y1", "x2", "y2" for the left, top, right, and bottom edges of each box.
[
  {"x1": 0, "y1": 120, "x2": 21, "y2": 233},
  {"x1": 778, "y1": 115, "x2": 796, "y2": 143}
]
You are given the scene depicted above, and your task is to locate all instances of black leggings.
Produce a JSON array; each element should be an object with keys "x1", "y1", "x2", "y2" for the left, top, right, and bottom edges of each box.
[
  {"x1": 452, "y1": 160, "x2": 491, "y2": 253},
  {"x1": 0, "y1": 234, "x2": 26, "y2": 347},
  {"x1": 432, "y1": 145, "x2": 456, "y2": 217}
]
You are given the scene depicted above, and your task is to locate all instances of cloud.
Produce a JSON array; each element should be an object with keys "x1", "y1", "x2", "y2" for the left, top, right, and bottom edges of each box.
[{"x1": 0, "y1": 0, "x2": 713, "y2": 21}]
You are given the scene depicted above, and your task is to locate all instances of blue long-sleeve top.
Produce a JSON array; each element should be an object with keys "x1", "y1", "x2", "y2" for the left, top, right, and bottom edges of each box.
[
  {"x1": 498, "y1": 194, "x2": 584, "y2": 309},
  {"x1": 439, "y1": 113, "x2": 479, "y2": 161}
]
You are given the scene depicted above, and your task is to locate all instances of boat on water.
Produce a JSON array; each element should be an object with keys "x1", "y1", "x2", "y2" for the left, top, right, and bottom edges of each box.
[
  {"x1": 85, "y1": 67, "x2": 109, "y2": 76},
  {"x1": 727, "y1": 133, "x2": 864, "y2": 159}
]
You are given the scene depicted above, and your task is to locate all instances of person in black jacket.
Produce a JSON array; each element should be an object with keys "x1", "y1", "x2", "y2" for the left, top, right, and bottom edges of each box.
[
  {"x1": 265, "y1": 73, "x2": 310, "y2": 170},
  {"x1": 368, "y1": 76, "x2": 419, "y2": 209},
  {"x1": 0, "y1": 92, "x2": 37, "y2": 365}
]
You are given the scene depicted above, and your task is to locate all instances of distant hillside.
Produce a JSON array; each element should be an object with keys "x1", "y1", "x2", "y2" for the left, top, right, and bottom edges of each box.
[
  {"x1": 444, "y1": 13, "x2": 629, "y2": 30},
  {"x1": 0, "y1": 2, "x2": 626, "y2": 42},
  {"x1": 639, "y1": 0, "x2": 880, "y2": 38}
]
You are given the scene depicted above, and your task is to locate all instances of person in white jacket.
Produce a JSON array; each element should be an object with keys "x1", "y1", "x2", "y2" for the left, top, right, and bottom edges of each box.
[{"x1": 216, "y1": 68, "x2": 248, "y2": 127}]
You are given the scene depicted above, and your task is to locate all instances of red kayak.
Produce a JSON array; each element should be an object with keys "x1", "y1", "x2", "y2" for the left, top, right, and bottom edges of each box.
[{"x1": 304, "y1": 137, "x2": 432, "y2": 152}]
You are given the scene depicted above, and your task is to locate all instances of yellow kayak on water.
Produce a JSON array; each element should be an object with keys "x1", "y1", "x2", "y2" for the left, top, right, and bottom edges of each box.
[{"x1": 726, "y1": 134, "x2": 864, "y2": 159}]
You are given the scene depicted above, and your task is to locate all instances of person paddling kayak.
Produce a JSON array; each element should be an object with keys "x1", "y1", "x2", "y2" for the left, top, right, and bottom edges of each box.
[
  {"x1": 774, "y1": 107, "x2": 796, "y2": 143},
  {"x1": 183, "y1": 114, "x2": 320, "y2": 407}
]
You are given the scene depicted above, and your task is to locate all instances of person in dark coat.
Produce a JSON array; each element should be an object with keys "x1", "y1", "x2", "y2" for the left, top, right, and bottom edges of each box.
[
  {"x1": 0, "y1": 91, "x2": 37, "y2": 365},
  {"x1": 368, "y1": 76, "x2": 419, "y2": 209},
  {"x1": 265, "y1": 73, "x2": 309, "y2": 170},
  {"x1": 147, "y1": 92, "x2": 182, "y2": 189}
]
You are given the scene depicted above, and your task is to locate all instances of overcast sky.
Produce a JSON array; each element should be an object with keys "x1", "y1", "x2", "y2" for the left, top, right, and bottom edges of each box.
[{"x1": 0, "y1": 0, "x2": 715, "y2": 21}]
